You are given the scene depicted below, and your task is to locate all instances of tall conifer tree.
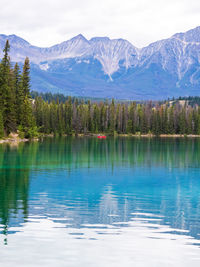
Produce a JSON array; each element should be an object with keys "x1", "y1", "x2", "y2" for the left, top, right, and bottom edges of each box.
[
  {"x1": 20, "y1": 57, "x2": 37, "y2": 137},
  {"x1": 0, "y1": 111, "x2": 4, "y2": 138},
  {"x1": 13, "y1": 63, "x2": 24, "y2": 124},
  {"x1": 0, "y1": 40, "x2": 16, "y2": 134},
  {"x1": 22, "y1": 57, "x2": 30, "y2": 97}
]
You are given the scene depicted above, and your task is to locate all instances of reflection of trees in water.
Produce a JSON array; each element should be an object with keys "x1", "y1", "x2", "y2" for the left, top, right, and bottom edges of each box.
[
  {"x1": 0, "y1": 143, "x2": 37, "y2": 244},
  {"x1": 32, "y1": 137, "x2": 200, "y2": 169}
]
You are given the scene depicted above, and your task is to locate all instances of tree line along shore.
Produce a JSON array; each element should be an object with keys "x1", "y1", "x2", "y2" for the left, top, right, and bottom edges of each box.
[
  {"x1": 33, "y1": 97, "x2": 200, "y2": 137},
  {"x1": 1, "y1": 40, "x2": 200, "y2": 143}
]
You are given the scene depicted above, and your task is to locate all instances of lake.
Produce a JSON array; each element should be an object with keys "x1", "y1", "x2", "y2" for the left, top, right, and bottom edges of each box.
[{"x1": 0, "y1": 137, "x2": 200, "y2": 266}]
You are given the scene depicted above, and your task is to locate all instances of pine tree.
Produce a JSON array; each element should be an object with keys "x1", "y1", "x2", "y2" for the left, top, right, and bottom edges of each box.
[
  {"x1": 13, "y1": 63, "x2": 24, "y2": 124},
  {"x1": 128, "y1": 102, "x2": 136, "y2": 134},
  {"x1": 50, "y1": 101, "x2": 58, "y2": 135},
  {"x1": 140, "y1": 106, "x2": 147, "y2": 134},
  {"x1": 109, "y1": 99, "x2": 115, "y2": 135},
  {"x1": 19, "y1": 57, "x2": 37, "y2": 138},
  {"x1": 115, "y1": 104, "x2": 121, "y2": 133},
  {"x1": 152, "y1": 109, "x2": 161, "y2": 136},
  {"x1": 42, "y1": 101, "x2": 50, "y2": 133},
  {"x1": 122, "y1": 104, "x2": 127, "y2": 133},
  {"x1": 168, "y1": 106, "x2": 174, "y2": 134},
  {"x1": 93, "y1": 104, "x2": 100, "y2": 133},
  {"x1": 13, "y1": 63, "x2": 20, "y2": 96},
  {"x1": 22, "y1": 57, "x2": 30, "y2": 97},
  {"x1": 0, "y1": 40, "x2": 16, "y2": 134},
  {"x1": 65, "y1": 97, "x2": 73, "y2": 134},
  {"x1": 0, "y1": 111, "x2": 4, "y2": 138},
  {"x1": 127, "y1": 120, "x2": 133, "y2": 134},
  {"x1": 87, "y1": 100, "x2": 92, "y2": 132},
  {"x1": 163, "y1": 106, "x2": 169, "y2": 134},
  {"x1": 58, "y1": 103, "x2": 64, "y2": 135},
  {"x1": 20, "y1": 95, "x2": 36, "y2": 138},
  {"x1": 178, "y1": 108, "x2": 186, "y2": 134},
  {"x1": 197, "y1": 108, "x2": 200, "y2": 135}
]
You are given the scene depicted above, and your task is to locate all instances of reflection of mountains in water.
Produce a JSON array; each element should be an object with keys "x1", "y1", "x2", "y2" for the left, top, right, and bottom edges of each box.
[
  {"x1": 29, "y1": 167, "x2": 200, "y2": 241},
  {"x1": 1, "y1": 137, "x2": 200, "y2": 170},
  {"x1": 0, "y1": 137, "x2": 200, "y2": 243}
]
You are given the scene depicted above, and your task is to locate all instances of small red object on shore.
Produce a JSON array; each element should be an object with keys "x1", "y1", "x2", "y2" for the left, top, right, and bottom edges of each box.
[{"x1": 97, "y1": 135, "x2": 106, "y2": 139}]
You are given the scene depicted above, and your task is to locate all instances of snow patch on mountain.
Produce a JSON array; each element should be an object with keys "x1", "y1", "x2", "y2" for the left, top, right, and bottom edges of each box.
[
  {"x1": 89, "y1": 37, "x2": 139, "y2": 77},
  {"x1": 39, "y1": 63, "x2": 49, "y2": 71}
]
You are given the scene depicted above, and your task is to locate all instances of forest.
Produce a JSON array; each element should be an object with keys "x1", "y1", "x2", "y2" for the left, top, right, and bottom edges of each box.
[
  {"x1": 1, "y1": 40, "x2": 200, "y2": 138},
  {"x1": 33, "y1": 96, "x2": 200, "y2": 136}
]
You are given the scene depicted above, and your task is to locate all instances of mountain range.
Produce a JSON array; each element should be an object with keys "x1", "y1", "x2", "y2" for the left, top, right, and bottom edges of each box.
[{"x1": 1, "y1": 26, "x2": 200, "y2": 99}]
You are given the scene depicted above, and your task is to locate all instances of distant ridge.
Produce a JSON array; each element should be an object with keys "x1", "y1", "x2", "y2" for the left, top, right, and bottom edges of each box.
[{"x1": 1, "y1": 26, "x2": 200, "y2": 99}]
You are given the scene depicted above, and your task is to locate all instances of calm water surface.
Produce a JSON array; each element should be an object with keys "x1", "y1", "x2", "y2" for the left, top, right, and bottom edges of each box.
[{"x1": 0, "y1": 137, "x2": 200, "y2": 266}]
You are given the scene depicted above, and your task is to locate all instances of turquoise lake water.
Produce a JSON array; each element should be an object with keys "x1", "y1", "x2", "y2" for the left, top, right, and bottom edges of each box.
[{"x1": 0, "y1": 137, "x2": 200, "y2": 266}]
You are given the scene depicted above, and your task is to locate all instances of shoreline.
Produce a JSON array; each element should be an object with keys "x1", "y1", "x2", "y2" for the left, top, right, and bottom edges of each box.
[
  {"x1": 1, "y1": 133, "x2": 200, "y2": 144},
  {"x1": 0, "y1": 137, "x2": 39, "y2": 145},
  {"x1": 0, "y1": 137, "x2": 29, "y2": 144},
  {"x1": 77, "y1": 133, "x2": 200, "y2": 138},
  {"x1": 118, "y1": 134, "x2": 200, "y2": 138}
]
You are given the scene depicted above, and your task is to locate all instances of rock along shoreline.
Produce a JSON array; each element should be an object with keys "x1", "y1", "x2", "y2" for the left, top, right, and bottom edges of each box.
[{"x1": 0, "y1": 133, "x2": 39, "y2": 145}]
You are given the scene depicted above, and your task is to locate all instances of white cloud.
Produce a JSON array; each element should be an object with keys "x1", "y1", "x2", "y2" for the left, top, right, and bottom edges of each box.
[{"x1": 0, "y1": 0, "x2": 200, "y2": 47}]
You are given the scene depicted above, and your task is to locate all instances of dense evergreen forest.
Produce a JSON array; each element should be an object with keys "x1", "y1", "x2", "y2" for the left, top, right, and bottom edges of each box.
[
  {"x1": 1, "y1": 40, "x2": 200, "y2": 138},
  {"x1": 31, "y1": 91, "x2": 107, "y2": 104},
  {"x1": 33, "y1": 96, "x2": 200, "y2": 136}
]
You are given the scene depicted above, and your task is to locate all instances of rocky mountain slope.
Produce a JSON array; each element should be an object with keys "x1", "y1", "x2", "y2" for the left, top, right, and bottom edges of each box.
[{"x1": 1, "y1": 26, "x2": 200, "y2": 99}]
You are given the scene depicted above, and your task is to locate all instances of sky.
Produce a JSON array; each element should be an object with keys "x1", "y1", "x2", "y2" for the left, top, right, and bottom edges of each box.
[{"x1": 0, "y1": 0, "x2": 200, "y2": 48}]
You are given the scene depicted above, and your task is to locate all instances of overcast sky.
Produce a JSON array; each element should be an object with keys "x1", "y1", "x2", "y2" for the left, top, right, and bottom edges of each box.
[{"x1": 0, "y1": 0, "x2": 199, "y2": 48}]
